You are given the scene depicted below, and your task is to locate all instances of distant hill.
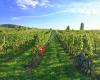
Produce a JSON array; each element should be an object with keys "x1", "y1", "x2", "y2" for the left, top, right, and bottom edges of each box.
[
  {"x1": 0, "y1": 24, "x2": 25, "y2": 28},
  {"x1": 0, "y1": 24, "x2": 45, "y2": 30}
]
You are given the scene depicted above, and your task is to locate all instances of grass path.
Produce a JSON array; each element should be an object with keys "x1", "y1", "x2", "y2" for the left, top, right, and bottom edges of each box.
[
  {"x1": 0, "y1": 37, "x2": 89, "y2": 80},
  {"x1": 31, "y1": 37, "x2": 89, "y2": 80},
  {"x1": 94, "y1": 50, "x2": 100, "y2": 79},
  {"x1": 0, "y1": 41, "x2": 36, "y2": 80}
]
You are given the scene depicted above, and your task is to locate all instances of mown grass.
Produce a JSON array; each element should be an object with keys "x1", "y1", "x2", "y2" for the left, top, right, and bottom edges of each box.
[
  {"x1": 31, "y1": 37, "x2": 89, "y2": 80},
  {"x1": 0, "y1": 40, "x2": 36, "y2": 80},
  {"x1": 0, "y1": 36, "x2": 90, "y2": 80},
  {"x1": 0, "y1": 29, "x2": 99, "y2": 80}
]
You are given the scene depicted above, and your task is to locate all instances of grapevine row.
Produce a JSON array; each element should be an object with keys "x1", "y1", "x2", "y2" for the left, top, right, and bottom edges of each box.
[{"x1": 56, "y1": 30, "x2": 98, "y2": 79}]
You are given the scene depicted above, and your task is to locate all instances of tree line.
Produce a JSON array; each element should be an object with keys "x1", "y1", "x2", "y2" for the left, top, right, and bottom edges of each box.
[{"x1": 66, "y1": 22, "x2": 84, "y2": 30}]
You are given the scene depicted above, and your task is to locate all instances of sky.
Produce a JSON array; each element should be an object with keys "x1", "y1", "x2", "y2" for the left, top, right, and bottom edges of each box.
[{"x1": 0, "y1": 0, "x2": 100, "y2": 30}]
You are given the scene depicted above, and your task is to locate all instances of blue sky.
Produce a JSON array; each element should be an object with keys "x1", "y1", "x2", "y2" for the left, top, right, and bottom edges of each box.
[{"x1": 0, "y1": 0, "x2": 100, "y2": 30}]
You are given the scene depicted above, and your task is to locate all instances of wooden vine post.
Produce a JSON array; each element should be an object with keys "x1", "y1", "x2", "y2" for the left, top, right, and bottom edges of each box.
[{"x1": 3, "y1": 34, "x2": 7, "y2": 54}]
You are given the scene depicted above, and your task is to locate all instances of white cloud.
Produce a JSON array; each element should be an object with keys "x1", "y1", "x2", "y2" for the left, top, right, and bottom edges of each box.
[
  {"x1": 11, "y1": 10, "x2": 68, "y2": 20},
  {"x1": 13, "y1": 0, "x2": 100, "y2": 20},
  {"x1": 65, "y1": 1, "x2": 100, "y2": 16},
  {"x1": 39, "y1": 0, "x2": 49, "y2": 6},
  {"x1": 85, "y1": 22, "x2": 100, "y2": 30},
  {"x1": 16, "y1": 0, "x2": 100, "y2": 16},
  {"x1": 16, "y1": 0, "x2": 52, "y2": 9},
  {"x1": 11, "y1": 17, "x2": 20, "y2": 20},
  {"x1": 16, "y1": 0, "x2": 39, "y2": 9}
]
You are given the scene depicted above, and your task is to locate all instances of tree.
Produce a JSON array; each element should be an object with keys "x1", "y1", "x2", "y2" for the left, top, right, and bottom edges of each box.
[
  {"x1": 66, "y1": 26, "x2": 70, "y2": 30},
  {"x1": 80, "y1": 22, "x2": 84, "y2": 30}
]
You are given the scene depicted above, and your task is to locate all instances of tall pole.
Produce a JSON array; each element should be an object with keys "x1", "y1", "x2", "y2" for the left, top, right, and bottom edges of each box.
[
  {"x1": 94, "y1": 33, "x2": 96, "y2": 54},
  {"x1": 4, "y1": 35, "x2": 5, "y2": 45}
]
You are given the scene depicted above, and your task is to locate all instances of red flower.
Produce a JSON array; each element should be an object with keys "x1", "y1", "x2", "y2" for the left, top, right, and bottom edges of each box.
[{"x1": 37, "y1": 45, "x2": 45, "y2": 56}]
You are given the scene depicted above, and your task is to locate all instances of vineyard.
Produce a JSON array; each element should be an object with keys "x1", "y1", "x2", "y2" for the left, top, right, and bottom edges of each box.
[{"x1": 0, "y1": 27, "x2": 100, "y2": 80}]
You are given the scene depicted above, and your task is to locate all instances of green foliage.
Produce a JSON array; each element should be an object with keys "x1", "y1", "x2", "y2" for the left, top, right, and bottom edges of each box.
[
  {"x1": 80, "y1": 22, "x2": 84, "y2": 30},
  {"x1": 57, "y1": 31, "x2": 94, "y2": 58},
  {"x1": 66, "y1": 26, "x2": 70, "y2": 30},
  {"x1": 0, "y1": 28, "x2": 51, "y2": 54}
]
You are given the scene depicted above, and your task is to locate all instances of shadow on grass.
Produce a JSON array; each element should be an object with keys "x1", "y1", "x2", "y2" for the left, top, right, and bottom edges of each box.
[
  {"x1": 0, "y1": 63, "x2": 89, "y2": 80},
  {"x1": 30, "y1": 63, "x2": 88, "y2": 80},
  {"x1": 0, "y1": 38, "x2": 36, "y2": 63},
  {"x1": 0, "y1": 37, "x2": 89, "y2": 80}
]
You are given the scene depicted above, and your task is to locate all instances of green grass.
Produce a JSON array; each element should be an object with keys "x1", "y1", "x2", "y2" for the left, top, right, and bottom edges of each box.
[
  {"x1": 93, "y1": 32, "x2": 100, "y2": 75},
  {"x1": 94, "y1": 44, "x2": 100, "y2": 75},
  {"x1": 0, "y1": 43, "x2": 35, "y2": 80},
  {"x1": 31, "y1": 37, "x2": 89, "y2": 80},
  {"x1": 0, "y1": 29, "x2": 99, "y2": 80},
  {"x1": 0, "y1": 36, "x2": 89, "y2": 80}
]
